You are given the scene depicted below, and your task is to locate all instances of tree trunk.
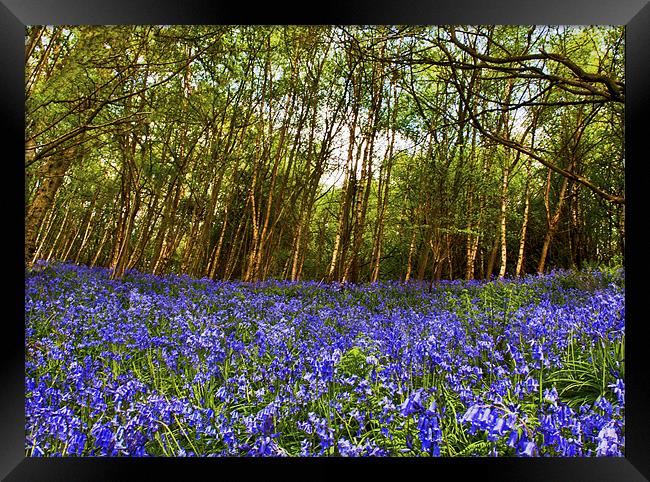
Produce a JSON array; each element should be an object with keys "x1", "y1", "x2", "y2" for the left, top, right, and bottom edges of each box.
[
  {"x1": 486, "y1": 235, "x2": 499, "y2": 279},
  {"x1": 537, "y1": 173, "x2": 572, "y2": 274},
  {"x1": 90, "y1": 226, "x2": 110, "y2": 267},
  {"x1": 207, "y1": 205, "x2": 229, "y2": 279},
  {"x1": 405, "y1": 227, "x2": 417, "y2": 282},
  {"x1": 370, "y1": 76, "x2": 398, "y2": 282},
  {"x1": 515, "y1": 162, "x2": 532, "y2": 277},
  {"x1": 498, "y1": 160, "x2": 510, "y2": 279},
  {"x1": 127, "y1": 188, "x2": 162, "y2": 271},
  {"x1": 31, "y1": 201, "x2": 57, "y2": 265},
  {"x1": 327, "y1": 130, "x2": 356, "y2": 281},
  {"x1": 45, "y1": 205, "x2": 70, "y2": 262},
  {"x1": 25, "y1": 147, "x2": 76, "y2": 264}
]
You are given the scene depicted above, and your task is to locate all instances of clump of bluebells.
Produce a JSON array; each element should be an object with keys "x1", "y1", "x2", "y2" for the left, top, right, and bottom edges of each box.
[{"x1": 25, "y1": 261, "x2": 624, "y2": 457}]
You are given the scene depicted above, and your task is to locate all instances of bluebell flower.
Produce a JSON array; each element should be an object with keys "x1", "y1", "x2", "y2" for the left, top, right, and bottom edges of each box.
[
  {"x1": 608, "y1": 379, "x2": 624, "y2": 405},
  {"x1": 25, "y1": 263, "x2": 625, "y2": 457},
  {"x1": 400, "y1": 389, "x2": 424, "y2": 416},
  {"x1": 596, "y1": 423, "x2": 621, "y2": 456},
  {"x1": 300, "y1": 438, "x2": 311, "y2": 456},
  {"x1": 543, "y1": 387, "x2": 558, "y2": 404},
  {"x1": 507, "y1": 430, "x2": 519, "y2": 448}
]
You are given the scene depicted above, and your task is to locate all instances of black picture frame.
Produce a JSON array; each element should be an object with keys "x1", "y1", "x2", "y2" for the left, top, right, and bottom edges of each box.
[{"x1": 4, "y1": 0, "x2": 649, "y2": 480}]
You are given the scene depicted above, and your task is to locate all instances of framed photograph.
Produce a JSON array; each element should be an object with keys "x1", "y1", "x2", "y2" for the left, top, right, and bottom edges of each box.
[{"x1": 5, "y1": 0, "x2": 649, "y2": 480}]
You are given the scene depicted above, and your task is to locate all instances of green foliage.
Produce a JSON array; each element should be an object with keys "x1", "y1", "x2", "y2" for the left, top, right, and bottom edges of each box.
[
  {"x1": 26, "y1": 25, "x2": 625, "y2": 282},
  {"x1": 337, "y1": 346, "x2": 371, "y2": 378}
]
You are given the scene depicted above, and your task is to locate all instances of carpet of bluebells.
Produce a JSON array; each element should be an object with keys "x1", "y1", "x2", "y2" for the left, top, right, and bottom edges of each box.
[{"x1": 25, "y1": 261, "x2": 625, "y2": 457}]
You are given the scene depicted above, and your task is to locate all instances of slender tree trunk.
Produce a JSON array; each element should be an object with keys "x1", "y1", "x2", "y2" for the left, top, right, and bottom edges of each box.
[
  {"x1": 537, "y1": 231, "x2": 553, "y2": 275},
  {"x1": 467, "y1": 233, "x2": 481, "y2": 280},
  {"x1": 90, "y1": 226, "x2": 110, "y2": 267},
  {"x1": 537, "y1": 173, "x2": 572, "y2": 274},
  {"x1": 538, "y1": 107, "x2": 586, "y2": 273},
  {"x1": 343, "y1": 49, "x2": 384, "y2": 283},
  {"x1": 192, "y1": 165, "x2": 225, "y2": 277},
  {"x1": 328, "y1": 47, "x2": 362, "y2": 282},
  {"x1": 127, "y1": 189, "x2": 162, "y2": 270},
  {"x1": 207, "y1": 205, "x2": 229, "y2": 279},
  {"x1": 446, "y1": 234, "x2": 454, "y2": 280},
  {"x1": 486, "y1": 235, "x2": 499, "y2": 279},
  {"x1": 73, "y1": 191, "x2": 99, "y2": 264},
  {"x1": 405, "y1": 227, "x2": 417, "y2": 282},
  {"x1": 61, "y1": 224, "x2": 81, "y2": 262},
  {"x1": 515, "y1": 161, "x2": 532, "y2": 277},
  {"x1": 370, "y1": 78, "x2": 398, "y2": 282},
  {"x1": 342, "y1": 137, "x2": 373, "y2": 283},
  {"x1": 498, "y1": 160, "x2": 510, "y2": 279},
  {"x1": 45, "y1": 205, "x2": 70, "y2": 262},
  {"x1": 224, "y1": 214, "x2": 248, "y2": 280},
  {"x1": 110, "y1": 159, "x2": 141, "y2": 279},
  {"x1": 31, "y1": 202, "x2": 58, "y2": 264},
  {"x1": 328, "y1": 125, "x2": 357, "y2": 281},
  {"x1": 152, "y1": 182, "x2": 183, "y2": 275},
  {"x1": 417, "y1": 227, "x2": 433, "y2": 281},
  {"x1": 465, "y1": 178, "x2": 483, "y2": 280},
  {"x1": 180, "y1": 205, "x2": 202, "y2": 273}
]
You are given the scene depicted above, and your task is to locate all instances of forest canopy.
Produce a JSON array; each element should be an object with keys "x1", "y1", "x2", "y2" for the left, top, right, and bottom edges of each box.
[{"x1": 25, "y1": 25, "x2": 625, "y2": 282}]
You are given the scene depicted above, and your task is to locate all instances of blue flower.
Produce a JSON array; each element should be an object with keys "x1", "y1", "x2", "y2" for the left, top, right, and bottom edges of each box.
[{"x1": 400, "y1": 389, "x2": 424, "y2": 416}]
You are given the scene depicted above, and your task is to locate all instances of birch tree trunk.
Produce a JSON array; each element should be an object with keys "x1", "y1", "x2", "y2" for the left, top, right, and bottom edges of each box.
[{"x1": 514, "y1": 157, "x2": 532, "y2": 277}]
